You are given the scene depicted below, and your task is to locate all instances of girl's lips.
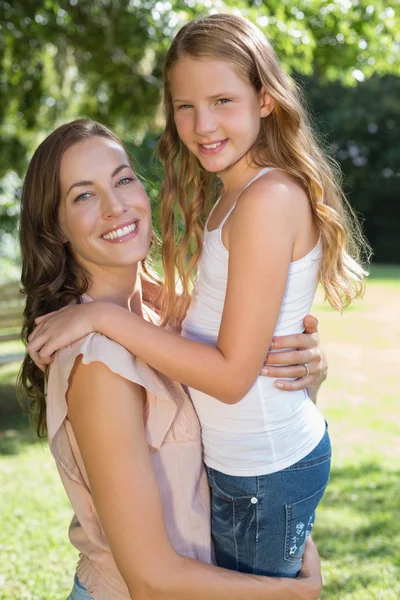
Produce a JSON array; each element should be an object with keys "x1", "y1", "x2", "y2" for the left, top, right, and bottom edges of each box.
[
  {"x1": 198, "y1": 139, "x2": 228, "y2": 155},
  {"x1": 101, "y1": 220, "x2": 139, "y2": 243}
]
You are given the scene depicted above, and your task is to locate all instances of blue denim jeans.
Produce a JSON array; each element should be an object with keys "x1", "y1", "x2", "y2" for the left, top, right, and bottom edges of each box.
[
  {"x1": 67, "y1": 574, "x2": 95, "y2": 600},
  {"x1": 206, "y1": 427, "x2": 331, "y2": 577}
]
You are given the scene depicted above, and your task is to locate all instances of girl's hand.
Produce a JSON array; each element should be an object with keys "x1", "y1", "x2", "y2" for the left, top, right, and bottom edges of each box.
[
  {"x1": 27, "y1": 303, "x2": 100, "y2": 370},
  {"x1": 261, "y1": 315, "x2": 328, "y2": 395}
]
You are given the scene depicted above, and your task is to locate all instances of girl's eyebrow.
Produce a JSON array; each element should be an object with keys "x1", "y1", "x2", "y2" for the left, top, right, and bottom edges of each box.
[
  {"x1": 66, "y1": 164, "x2": 131, "y2": 196},
  {"x1": 172, "y1": 92, "x2": 238, "y2": 104}
]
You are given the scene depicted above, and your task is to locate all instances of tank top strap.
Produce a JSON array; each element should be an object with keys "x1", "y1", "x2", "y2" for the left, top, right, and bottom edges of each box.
[
  {"x1": 219, "y1": 201, "x2": 237, "y2": 229},
  {"x1": 218, "y1": 167, "x2": 276, "y2": 230}
]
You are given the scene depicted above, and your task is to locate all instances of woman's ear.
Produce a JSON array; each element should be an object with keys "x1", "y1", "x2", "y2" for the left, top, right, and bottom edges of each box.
[
  {"x1": 58, "y1": 227, "x2": 69, "y2": 245},
  {"x1": 260, "y1": 87, "x2": 275, "y2": 118}
]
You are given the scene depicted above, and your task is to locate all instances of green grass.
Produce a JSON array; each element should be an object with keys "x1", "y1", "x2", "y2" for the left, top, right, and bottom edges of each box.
[{"x1": 0, "y1": 264, "x2": 399, "y2": 598}]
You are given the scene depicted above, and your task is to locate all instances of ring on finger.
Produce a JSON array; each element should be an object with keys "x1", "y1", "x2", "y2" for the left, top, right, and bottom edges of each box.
[{"x1": 301, "y1": 363, "x2": 310, "y2": 378}]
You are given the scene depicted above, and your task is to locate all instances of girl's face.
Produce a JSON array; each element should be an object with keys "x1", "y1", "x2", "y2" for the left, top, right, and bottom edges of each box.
[
  {"x1": 170, "y1": 57, "x2": 273, "y2": 178},
  {"x1": 58, "y1": 136, "x2": 152, "y2": 277}
]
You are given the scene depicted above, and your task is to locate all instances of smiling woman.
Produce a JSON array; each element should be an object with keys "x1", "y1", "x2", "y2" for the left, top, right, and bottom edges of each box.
[
  {"x1": 58, "y1": 138, "x2": 152, "y2": 273},
  {"x1": 17, "y1": 119, "x2": 322, "y2": 600}
]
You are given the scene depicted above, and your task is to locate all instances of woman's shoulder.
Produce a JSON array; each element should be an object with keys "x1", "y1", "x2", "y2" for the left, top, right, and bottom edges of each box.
[
  {"x1": 52, "y1": 331, "x2": 177, "y2": 409},
  {"x1": 47, "y1": 331, "x2": 181, "y2": 450}
]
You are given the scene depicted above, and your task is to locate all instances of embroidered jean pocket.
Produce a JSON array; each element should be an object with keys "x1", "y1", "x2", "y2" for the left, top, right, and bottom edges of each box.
[{"x1": 284, "y1": 482, "x2": 328, "y2": 563}]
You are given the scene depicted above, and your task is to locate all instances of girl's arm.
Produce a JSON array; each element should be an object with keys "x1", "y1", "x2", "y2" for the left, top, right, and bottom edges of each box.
[
  {"x1": 29, "y1": 176, "x2": 316, "y2": 404},
  {"x1": 67, "y1": 358, "x2": 321, "y2": 599}
]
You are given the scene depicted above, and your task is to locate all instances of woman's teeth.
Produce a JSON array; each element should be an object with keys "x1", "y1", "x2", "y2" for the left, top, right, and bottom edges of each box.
[{"x1": 102, "y1": 222, "x2": 137, "y2": 240}]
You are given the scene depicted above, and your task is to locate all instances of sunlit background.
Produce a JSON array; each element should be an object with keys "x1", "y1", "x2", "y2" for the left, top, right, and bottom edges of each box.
[{"x1": 0, "y1": 2, "x2": 399, "y2": 598}]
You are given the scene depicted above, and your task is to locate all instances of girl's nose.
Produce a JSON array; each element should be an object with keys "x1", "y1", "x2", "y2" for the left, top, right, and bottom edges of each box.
[{"x1": 194, "y1": 109, "x2": 218, "y2": 137}]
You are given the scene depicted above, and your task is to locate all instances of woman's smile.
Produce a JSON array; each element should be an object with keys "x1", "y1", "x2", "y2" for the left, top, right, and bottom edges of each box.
[{"x1": 100, "y1": 219, "x2": 139, "y2": 242}]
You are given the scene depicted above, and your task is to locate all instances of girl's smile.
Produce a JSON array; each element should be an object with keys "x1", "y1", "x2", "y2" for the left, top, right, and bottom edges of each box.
[
  {"x1": 170, "y1": 57, "x2": 273, "y2": 187},
  {"x1": 197, "y1": 139, "x2": 229, "y2": 155}
]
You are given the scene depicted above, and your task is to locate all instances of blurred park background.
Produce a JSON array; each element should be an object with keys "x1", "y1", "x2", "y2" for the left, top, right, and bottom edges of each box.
[{"x1": 0, "y1": 1, "x2": 399, "y2": 598}]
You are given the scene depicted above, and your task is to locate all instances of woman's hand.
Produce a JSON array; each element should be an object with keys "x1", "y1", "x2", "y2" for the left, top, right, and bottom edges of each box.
[
  {"x1": 295, "y1": 536, "x2": 322, "y2": 599},
  {"x1": 260, "y1": 315, "x2": 328, "y2": 398},
  {"x1": 27, "y1": 303, "x2": 102, "y2": 371}
]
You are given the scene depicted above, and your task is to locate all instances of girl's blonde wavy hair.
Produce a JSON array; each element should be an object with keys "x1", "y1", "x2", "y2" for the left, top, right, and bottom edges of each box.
[{"x1": 158, "y1": 13, "x2": 370, "y2": 326}]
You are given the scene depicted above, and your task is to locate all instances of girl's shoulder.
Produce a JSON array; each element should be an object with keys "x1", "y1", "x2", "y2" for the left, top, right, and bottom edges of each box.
[
  {"x1": 242, "y1": 168, "x2": 307, "y2": 203},
  {"x1": 235, "y1": 168, "x2": 310, "y2": 224}
]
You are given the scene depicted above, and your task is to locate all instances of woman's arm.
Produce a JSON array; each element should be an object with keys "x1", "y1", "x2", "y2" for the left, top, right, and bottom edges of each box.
[
  {"x1": 29, "y1": 178, "x2": 315, "y2": 404},
  {"x1": 67, "y1": 358, "x2": 321, "y2": 599}
]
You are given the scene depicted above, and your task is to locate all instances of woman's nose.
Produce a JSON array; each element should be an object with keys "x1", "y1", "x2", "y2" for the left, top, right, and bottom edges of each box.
[{"x1": 101, "y1": 190, "x2": 127, "y2": 219}]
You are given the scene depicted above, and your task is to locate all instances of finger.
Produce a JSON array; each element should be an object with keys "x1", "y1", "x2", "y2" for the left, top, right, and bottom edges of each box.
[
  {"x1": 28, "y1": 321, "x2": 47, "y2": 342},
  {"x1": 265, "y1": 349, "x2": 314, "y2": 366},
  {"x1": 271, "y1": 332, "x2": 317, "y2": 350},
  {"x1": 300, "y1": 535, "x2": 321, "y2": 578},
  {"x1": 261, "y1": 364, "x2": 311, "y2": 379},
  {"x1": 38, "y1": 340, "x2": 62, "y2": 362},
  {"x1": 38, "y1": 352, "x2": 54, "y2": 365},
  {"x1": 35, "y1": 311, "x2": 58, "y2": 325},
  {"x1": 27, "y1": 345, "x2": 44, "y2": 370},
  {"x1": 27, "y1": 332, "x2": 50, "y2": 356},
  {"x1": 303, "y1": 314, "x2": 319, "y2": 334},
  {"x1": 274, "y1": 376, "x2": 311, "y2": 391}
]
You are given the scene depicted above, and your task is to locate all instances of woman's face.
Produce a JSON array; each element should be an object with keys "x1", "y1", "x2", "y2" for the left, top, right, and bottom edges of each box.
[{"x1": 58, "y1": 136, "x2": 152, "y2": 276}]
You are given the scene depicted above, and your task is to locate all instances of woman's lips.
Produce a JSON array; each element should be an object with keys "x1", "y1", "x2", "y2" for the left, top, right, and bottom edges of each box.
[{"x1": 101, "y1": 220, "x2": 139, "y2": 243}]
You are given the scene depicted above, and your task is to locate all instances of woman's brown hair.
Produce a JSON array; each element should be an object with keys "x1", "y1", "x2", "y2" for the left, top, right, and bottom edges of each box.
[
  {"x1": 18, "y1": 119, "x2": 159, "y2": 437},
  {"x1": 158, "y1": 13, "x2": 370, "y2": 326}
]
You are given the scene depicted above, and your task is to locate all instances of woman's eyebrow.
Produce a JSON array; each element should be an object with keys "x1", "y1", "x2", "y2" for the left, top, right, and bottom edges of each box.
[
  {"x1": 111, "y1": 163, "x2": 131, "y2": 178},
  {"x1": 66, "y1": 164, "x2": 131, "y2": 196}
]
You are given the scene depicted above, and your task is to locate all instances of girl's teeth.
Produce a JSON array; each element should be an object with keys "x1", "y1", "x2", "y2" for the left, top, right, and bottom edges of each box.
[
  {"x1": 103, "y1": 222, "x2": 137, "y2": 240},
  {"x1": 203, "y1": 142, "x2": 222, "y2": 149}
]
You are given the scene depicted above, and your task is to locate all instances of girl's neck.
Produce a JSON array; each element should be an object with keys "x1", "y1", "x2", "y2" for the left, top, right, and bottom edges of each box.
[{"x1": 218, "y1": 155, "x2": 267, "y2": 197}]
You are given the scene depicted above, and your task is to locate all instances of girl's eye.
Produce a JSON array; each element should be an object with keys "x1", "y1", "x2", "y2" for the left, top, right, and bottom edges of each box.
[
  {"x1": 216, "y1": 98, "x2": 232, "y2": 105},
  {"x1": 116, "y1": 177, "x2": 134, "y2": 186},
  {"x1": 74, "y1": 192, "x2": 92, "y2": 203},
  {"x1": 177, "y1": 104, "x2": 192, "y2": 110}
]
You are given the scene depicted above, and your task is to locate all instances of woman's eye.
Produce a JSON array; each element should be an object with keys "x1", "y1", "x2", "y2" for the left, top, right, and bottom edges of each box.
[
  {"x1": 177, "y1": 104, "x2": 192, "y2": 110},
  {"x1": 116, "y1": 177, "x2": 134, "y2": 186},
  {"x1": 74, "y1": 192, "x2": 91, "y2": 203}
]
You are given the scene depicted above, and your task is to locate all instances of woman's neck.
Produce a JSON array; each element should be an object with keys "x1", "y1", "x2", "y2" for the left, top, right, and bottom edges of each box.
[{"x1": 86, "y1": 264, "x2": 143, "y2": 317}]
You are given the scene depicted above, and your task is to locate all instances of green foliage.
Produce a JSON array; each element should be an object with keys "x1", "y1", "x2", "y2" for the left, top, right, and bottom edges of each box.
[
  {"x1": 1, "y1": 1, "x2": 399, "y2": 258},
  {"x1": 302, "y1": 74, "x2": 400, "y2": 263}
]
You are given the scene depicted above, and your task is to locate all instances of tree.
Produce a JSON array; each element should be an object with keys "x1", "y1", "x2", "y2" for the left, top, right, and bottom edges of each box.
[{"x1": 1, "y1": 0, "x2": 399, "y2": 258}]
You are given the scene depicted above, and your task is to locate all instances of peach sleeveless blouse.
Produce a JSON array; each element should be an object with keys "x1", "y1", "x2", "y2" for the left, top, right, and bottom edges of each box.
[{"x1": 46, "y1": 306, "x2": 212, "y2": 600}]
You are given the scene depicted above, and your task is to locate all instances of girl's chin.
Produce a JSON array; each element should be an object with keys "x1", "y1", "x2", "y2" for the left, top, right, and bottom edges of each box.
[{"x1": 198, "y1": 157, "x2": 229, "y2": 173}]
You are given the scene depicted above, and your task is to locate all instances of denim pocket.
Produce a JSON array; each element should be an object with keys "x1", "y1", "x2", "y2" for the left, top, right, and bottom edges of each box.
[{"x1": 284, "y1": 482, "x2": 328, "y2": 563}]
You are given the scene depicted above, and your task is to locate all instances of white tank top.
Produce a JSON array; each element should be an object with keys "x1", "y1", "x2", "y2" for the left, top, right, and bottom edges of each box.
[{"x1": 181, "y1": 168, "x2": 326, "y2": 476}]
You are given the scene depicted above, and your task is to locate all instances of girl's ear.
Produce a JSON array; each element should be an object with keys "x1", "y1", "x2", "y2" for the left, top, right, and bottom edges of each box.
[{"x1": 260, "y1": 87, "x2": 275, "y2": 118}]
